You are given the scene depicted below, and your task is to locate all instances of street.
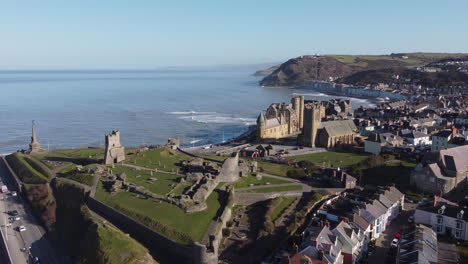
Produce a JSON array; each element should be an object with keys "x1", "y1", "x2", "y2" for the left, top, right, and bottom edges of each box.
[{"x1": 0, "y1": 157, "x2": 69, "y2": 264}]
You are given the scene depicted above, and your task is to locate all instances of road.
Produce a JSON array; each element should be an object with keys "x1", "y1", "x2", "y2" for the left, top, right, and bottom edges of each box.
[{"x1": 0, "y1": 157, "x2": 69, "y2": 264}]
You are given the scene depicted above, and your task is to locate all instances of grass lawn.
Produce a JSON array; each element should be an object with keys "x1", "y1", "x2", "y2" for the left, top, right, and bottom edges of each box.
[
  {"x1": 95, "y1": 182, "x2": 222, "y2": 243},
  {"x1": 233, "y1": 174, "x2": 290, "y2": 188},
  {"x1": 199, "y1": 155, "x2": 228, "y2": 162},
  {"x1": 258, "y1": 161, "x2": 292, "y2": 177},
  {"x1": 54, "y1": 148, "x2": 105, "y2": 159},
  {"x1": 33, "y1": 152, "x2": 72, "y2": 169},
  {"x1": 171, "y1": 180, "x2": 194, "y2": 196},
  {"x1": 112, "y1": 165, "x2": 181, "y2": 195},
  {"x1": 243, "y1": 185, "x2": 303, "y2": 193},
  {"x1": 127, "y1": 147, "x2": 190, "y2": 172},
  {"x1": 288, "y1": 151, "x2": 369, "y2": 168},
  {"x1": 271, "y1": 197, "x2": 296, "y2": 222},
  {"x1": 59, "y1": 170, "x2": 95, "y2": 186}
]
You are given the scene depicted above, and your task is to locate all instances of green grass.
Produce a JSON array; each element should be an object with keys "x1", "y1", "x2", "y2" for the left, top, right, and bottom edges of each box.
[
  {"x1": 171, "y1": 180, "x2": 194, "y2": 196},
  {"x1": 5, "y1": 153, "x2": 50, "y2": 183},
  {"x1": 243, "y1": 185, "x2": 303, "y2": 193},
  {"x1": 96, "y1": 222, "x2": 155, "y2": 264},
  {"x1": 54, "y1": 148, "x2": 105, "y2": 159},
  {"x1": 258, "y1": 161, "x2": 292, "y2": 177},
  {"x1": 59, "y1": 169, "x2": 94, "y2": 186},
  {"x1": 33, "y1": 152, "x2": 72, "y2": 168},
  {"x1": 288, "y1": 151, "x2": 369, "y2": 168},
  {"x1": 233, "y1": 173, "x2": 290, "y2": 188},
  {"x1": 95, "y1": 182, "x2": 222, "y2": 243},
  {"x1": 127, "y1": 147, "x2": 190, "y2": 172},
  {"x1": 112, "y1": 165, "x2": 181, "y2": 195},
  {"x1": 271, "y1": 197, "x2": 295, "y2": 222},
  {"x1": 199, "y1": 155, "x2": 228, "y2": 162}
]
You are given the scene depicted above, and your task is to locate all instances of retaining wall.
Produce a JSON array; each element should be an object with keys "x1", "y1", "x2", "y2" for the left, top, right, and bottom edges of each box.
[
  {"x1": 234, "y1": 190, "x2": 304, "y2": 205},
  {"x1": 1, "y1": 156, "x2": 24, "y2": 194}
]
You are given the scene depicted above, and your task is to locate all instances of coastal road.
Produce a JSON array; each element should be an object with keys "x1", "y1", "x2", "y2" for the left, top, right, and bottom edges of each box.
[{"x1": 0, "y1": 157, "x2": 69, "y2": 264}]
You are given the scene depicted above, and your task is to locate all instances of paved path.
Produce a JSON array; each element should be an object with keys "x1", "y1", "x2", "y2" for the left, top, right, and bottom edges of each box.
[
  {"x1": 0, "y1": 157, "x2": 70, "y2": 264},
  {"x1": 236, "y1": 182, "x2": 311, "y2": 192}
]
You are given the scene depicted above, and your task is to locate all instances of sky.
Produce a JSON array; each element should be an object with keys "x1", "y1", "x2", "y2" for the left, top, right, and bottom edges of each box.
[{"x1": 1, "y1": 0, "x2": 467, "y2": 69}]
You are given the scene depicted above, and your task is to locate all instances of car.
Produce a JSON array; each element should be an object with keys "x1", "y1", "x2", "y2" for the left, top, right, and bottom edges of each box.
[
  {"x1": 33, "y1": 257, "x2": 40, "y2": 264},
  {"x1": 8, "y1": 216, "x2": 20, "y2": 222},
  {"x1": 8, "y1": 210, "x2": 19, "y2": 216},
  {"x1": 18, "y1": 226, "x2": 26, "y2": 232},
  {"x1": 408, "y1": 215, "x2": 414, "y2": 223},
  {"x1": 391, "y1": 238, "x2": 399, "y2": 248},
  {"x1": 11, "y1": 191, "x2": 17, "y2": 196},
  {"x1": 394, "y1": 233, "x2": 401, "y2": 240}
]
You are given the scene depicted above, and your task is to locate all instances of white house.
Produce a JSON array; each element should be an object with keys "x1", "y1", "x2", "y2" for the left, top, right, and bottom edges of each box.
[
  {"x1": 414, "y1": 197, "x2": 468, "y2": 241},
  {"x1": 431, "y1": 130, "x2": 453, "y2": 152},
  {"x1": 402, "y1": 130, "x2": 431, "y2": 146}
]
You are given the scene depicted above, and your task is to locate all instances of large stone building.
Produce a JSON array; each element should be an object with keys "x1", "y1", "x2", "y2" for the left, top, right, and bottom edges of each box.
[
  {"x1": 104, "y1": 130, "x2": 126, "y2": 165},
  {"x1": 257, "y1": 95, "x2": 304, "y2": 139},
  {"x1": 411, "y1": 145, "x2": 468, "y2": 195},
  {"x1": 257, "y1": 97, "x2": 355, "y2": 148},
  {"x1": 299, "y1": 101, "x2": 357, "y2": 148}
]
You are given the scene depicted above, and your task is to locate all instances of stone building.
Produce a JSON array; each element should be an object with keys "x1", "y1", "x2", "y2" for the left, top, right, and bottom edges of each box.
[
  {"x1": 411, "y1": 145, "x2": 468, "y2": 195},
  {"x1": 257, "y1": 95, "x2": 304, "y2": 139},
  {"x1": 299, "y1": 102, "x2": 357, "y2": 148},
  {"x1": 166, "y1": 138, "x2": 180, "y2": 150},
  {"x1": 104, "y1": 130, "x2": 126, "y2": 165},
  {"x1": 29, "y1": 120, "x2": 43, "y2": 153}
]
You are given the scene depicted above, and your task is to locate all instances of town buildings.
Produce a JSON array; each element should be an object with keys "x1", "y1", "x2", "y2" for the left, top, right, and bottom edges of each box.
[
  {"x1": 414, "y1": 196, "x2": 468, "y2": 241},
  {"x1": 290, "y1": 186, "x2": 404, "y2": 264}
]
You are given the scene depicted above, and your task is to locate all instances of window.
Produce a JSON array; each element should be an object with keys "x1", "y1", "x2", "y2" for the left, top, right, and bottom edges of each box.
[
  {"x1": 456, "y1": 221, "x2": 463, "y2": 229},
  {"x1": 437, "y1": 216, "x2": 443, "y2": 224},
  {"x1": 455, "y1": 231, "x2": 461, "y2": 239},
  {"x1": 436, "y1": 225, "x2": 443, "y2": 233}
]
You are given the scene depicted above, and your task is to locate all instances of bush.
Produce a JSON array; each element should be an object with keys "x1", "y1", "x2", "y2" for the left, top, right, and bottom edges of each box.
[
  {"x1": 222, "y1": 228, "x2": 231, "y2": 237},
  {"x1": 5, "y1": 153, "x2": 48, "y2": 184}
]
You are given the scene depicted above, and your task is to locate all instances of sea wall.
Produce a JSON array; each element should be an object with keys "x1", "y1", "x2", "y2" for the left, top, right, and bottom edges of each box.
[{"x1": 302, "y1": 81, "x2": 409, "y2": 100}]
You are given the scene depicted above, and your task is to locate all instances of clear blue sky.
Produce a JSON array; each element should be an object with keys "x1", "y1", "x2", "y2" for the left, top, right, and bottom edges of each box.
[{"x1": 1, "y1": 0, "x2": 467, "y2": 69}]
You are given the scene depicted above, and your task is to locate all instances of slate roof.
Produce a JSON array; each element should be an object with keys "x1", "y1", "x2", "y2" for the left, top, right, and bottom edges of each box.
[
  {"x1": 439, "y1": 145, "x2": 468, "y2": 173},
  {"x1": 398, "y1": 224, "x2": 438, "y2": 264},
  {"x1": 433, "y1": 130, "x2": 452, "y2": 138},
  {"x1": 320, "y1": 119, "x2": 357, "y2": 137}
]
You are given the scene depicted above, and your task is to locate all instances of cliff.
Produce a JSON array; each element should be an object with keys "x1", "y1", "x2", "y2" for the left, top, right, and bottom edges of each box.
[{"x1": 259, "y1": 53, "x2": 468, "y2": 87}]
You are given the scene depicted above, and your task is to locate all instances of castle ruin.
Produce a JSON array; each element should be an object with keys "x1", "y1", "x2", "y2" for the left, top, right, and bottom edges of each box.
[{"x1": 104, "y1": 130, "x2": 126, "y2": 165}]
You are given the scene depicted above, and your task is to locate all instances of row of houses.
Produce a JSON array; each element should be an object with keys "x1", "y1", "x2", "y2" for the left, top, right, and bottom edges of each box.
[{"x1": 287, "y1": 186, "x2": 404, "y2": 264}]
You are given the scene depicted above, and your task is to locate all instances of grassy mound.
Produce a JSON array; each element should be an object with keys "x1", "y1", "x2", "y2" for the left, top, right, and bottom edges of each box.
[{"x1": 6, "y1": 152, "x2": 52, "y2": 183}]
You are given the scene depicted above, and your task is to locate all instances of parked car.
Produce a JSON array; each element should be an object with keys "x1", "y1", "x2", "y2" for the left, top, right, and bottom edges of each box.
[
  {"x1": 394, "y1": 233, "x2": 401, "y2": 240},
  {"x1": 33, "y1": 257, "x2": 40, "y2": 264},
  {"x1": 9, "y1": 216, "x2": 20, "y2": 222},
  {"x1": 8, "y1": 210, "x2": 19, "y2": 216},
  {"x1": 18, "y1": 226, "x2": 26, "y2": 232},
  {"x1": 408, "y1": 215, "x2": 414, "y2": 223},
  {"x1": 391, "y1": 238, "x2": 399, "y2": 247},
  {"x1": 11, "y1": 191, "x2": 17, "y2": 196}
]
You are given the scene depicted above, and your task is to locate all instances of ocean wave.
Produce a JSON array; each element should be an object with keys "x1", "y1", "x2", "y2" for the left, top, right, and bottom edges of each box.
[
  {"x1": 189, "y1": 139, "x2": 202, "y2": 144},
  {"x1": 173, "y1": 112, "x2": 256, "y2": 126},
  {"x1": 166, "y1": 111, "x2": 217, "y2": 115},
  {"x1": 293, "y1": 92, "x2": 331, "y2": 97}
]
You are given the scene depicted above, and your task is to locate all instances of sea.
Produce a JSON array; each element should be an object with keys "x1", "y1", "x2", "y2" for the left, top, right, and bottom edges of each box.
[{"x1": 0, "y1": 68, "x2": 374, "y2": 154}]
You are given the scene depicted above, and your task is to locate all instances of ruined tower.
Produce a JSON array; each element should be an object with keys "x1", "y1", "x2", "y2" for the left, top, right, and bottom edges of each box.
[
  {"x1": 104, "y1": 130, "x2": 126, "y2": 165},
  {"x1": 29, "y1": 120, "x2": 42, "y2": 153},
  {"x1": 300, "y1": 102, "x2": 324, "y2": 147}
]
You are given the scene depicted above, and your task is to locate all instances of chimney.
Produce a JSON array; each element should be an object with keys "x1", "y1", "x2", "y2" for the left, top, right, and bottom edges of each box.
[
  {"x1": 433, "y1": 195, "x2": 438, "y2": 207},
  {"x1": 452, "y1": 127, "x2": 459, "y2": 136}
]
